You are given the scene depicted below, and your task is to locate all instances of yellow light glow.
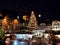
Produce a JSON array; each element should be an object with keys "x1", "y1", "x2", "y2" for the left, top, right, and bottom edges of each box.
[
  {"x1": 2, "y1": 18, "x2": 8, "y2": 26},
  {"x1": 13, "y1": 19, "x2": 19, "y2": 26},
  {"x1": 23, "y1": 15, "x2": 27, "y2": 21}
]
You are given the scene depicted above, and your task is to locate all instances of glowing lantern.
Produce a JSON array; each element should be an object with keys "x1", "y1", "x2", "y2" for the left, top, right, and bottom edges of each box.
[
  {"x1": 2, "y1": 18, "x2": 8, "y2": 26},
  {"x1": 13, "y1": 19, "x2": 19, "y2": 26},
  {"x1": 23, "y1": 15, "x2": 27, "y2": 21}
]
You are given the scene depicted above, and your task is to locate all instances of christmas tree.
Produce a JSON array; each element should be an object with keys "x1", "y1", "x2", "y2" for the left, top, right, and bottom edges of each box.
[
  {"x1": 0, "y1": 28, "x2": 4, "y2": 39},
  {"x1": 0, "y1": 19, "x2": 5, "y2": 39},
  {"x1": 28, "y1": 11, "x2": 38, "y2": 30}
]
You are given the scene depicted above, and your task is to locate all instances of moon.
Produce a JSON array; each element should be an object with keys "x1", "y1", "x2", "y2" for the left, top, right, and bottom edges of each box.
[{"x1": 38, "y1": 14, "x2": 41, "y2": 17}]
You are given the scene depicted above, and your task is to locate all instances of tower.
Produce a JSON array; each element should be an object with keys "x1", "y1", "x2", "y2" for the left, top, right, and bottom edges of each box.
[{"x1": 28, "y1": 11, "x2": 38, "y2": 30}]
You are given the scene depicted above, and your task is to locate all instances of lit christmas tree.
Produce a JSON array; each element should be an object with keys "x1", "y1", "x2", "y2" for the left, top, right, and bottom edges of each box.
[
  {"x1": 0, "y1": 28, "x2": 4, "y2": 39},
  {"x1": 0, "y1": 19, "x2": 5, "y2": 39},
  {"x1": 28, "y1": 11, "x2": 38, "y2": 30}
]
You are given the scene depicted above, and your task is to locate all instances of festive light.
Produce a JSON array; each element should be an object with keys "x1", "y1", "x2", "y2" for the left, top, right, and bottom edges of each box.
[
  {"x1": 23, "y1": 15, "x2": 27, "y2": 21},
  {"x1": 13, "y1": 19, "x2": 19, "y2": 26},
  {"x1": 2, "y1": 17, "x2": 8, "y2": 26}
]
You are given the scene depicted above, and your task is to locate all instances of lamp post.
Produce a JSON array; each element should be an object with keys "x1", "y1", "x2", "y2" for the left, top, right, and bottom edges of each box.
[
  {"x1": 23, "y1": 15, "x2": 27, "y2": 21},
  {"x1": 23, "y1": 15, "x2": 28, "y2": 30}
]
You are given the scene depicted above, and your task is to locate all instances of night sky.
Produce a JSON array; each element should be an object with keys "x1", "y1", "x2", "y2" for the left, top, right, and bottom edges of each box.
[{"x1": 0, "y1": 0, "x2": 60, "y2": 24}]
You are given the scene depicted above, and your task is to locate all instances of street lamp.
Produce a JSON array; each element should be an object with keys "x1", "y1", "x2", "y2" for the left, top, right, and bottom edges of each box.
[
  {"x1": 23, "y1": 15, "x2": 28, "y2": 30},
  {"x1": 23, "y1": 15, "x2": 27, "y2": 21}
]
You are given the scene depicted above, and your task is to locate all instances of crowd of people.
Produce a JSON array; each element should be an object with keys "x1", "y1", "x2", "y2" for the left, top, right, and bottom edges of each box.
[
  {"x1": 4, "y1": 34, "x2": 54, "y2": 45},
  {"x1": 28, "y1": 36, "x2": 52, "y2": 45}
]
